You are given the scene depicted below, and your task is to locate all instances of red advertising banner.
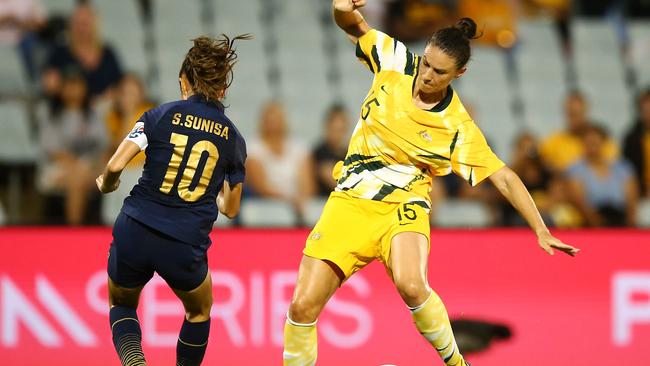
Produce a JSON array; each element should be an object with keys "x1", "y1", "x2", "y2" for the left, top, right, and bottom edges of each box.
[{"x1": 0, "y1": 228, "x2": 649, "y2": 365}]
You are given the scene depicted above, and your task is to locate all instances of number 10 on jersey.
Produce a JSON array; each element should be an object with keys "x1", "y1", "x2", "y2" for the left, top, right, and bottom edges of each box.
[{"x1": 159, "y1": 132, "x2": 220, "y2": 202}]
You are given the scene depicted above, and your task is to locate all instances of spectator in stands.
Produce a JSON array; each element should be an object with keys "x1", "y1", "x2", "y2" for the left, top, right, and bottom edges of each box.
[
  {"x1": 42, "y1": 1, "x2": 122, "y2": 104},
  {"x1": 38, "y1": 71, "x2": 107, "y2": 225},
  {"x1": 499, "y1": 132, "x2": 551, "y2": 226},
  {"x1": 104, "y1": 73, "x2": 153, "y2": 168},
  {"x1": 539, "y1": 91, "x2": 617, "y2": 172},
  {"x1": 567, "y1": 125, "x2": 638, "y2": 227},
  {"x1": 0, "y1": 0, "x2": 47, "y2": 90},
  {"x1": 542, "y1": 176, "x2": 583, "y2": 228},
  {"x1": 495, "y1": 132, "x2": 582, "y2": 228},
  {"x1": 623, "y1": 88, "x2": 650, "y2": 197},
  {"x1": 384, "y1": 0, "x2": 455, "y2": 43},
  {"x1": 311, "y1": 104, "x2": 350, "y2": 197},
  {"x1": 246, "y1": 102, "x2": 314, "y2": 219}
]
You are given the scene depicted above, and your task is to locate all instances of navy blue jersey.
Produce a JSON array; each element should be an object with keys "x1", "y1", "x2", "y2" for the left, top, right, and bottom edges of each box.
[{"x1": 121, "y1": 95, "x2": 246, "y2": 248}]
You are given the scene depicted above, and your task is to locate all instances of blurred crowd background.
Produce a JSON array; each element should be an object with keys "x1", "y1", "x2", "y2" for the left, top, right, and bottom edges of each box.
[{"x1": 1, "y1": 0, "x2": 650, "y2": 228}]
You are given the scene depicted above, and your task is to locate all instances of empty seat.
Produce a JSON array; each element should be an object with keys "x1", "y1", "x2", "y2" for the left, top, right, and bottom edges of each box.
[
  {"x1": 240, "y1": 199, "x2": 295, "y2": 227},
  {"x1": 101, "y1": 168, "x2": 143, "y2": 225},
  {"x1": 213, "y1": 215, "x2": 234, "y2": 228},
  {"x1": 42, "y1": 0, "x2": 76, "y2": 13},
  {"x1": 629, "y1": 21, "x2": 650, "y2": 87},
  {"x1": 0, "y1": 200, "x2": 6, "y2": 226},
  {"x1": 0, "y1": 101, "x2": 37, "y2": 164},
  {"x1": 0, "y1": 47, "x2": 29, "y2": 97},
  {"x1": 638, "y1": 199, "x2": 650, "y2": 228},
  {"x1": 433, "y1": 199, "x2": 492, "y2": 228},
  {"x1": 303, "y1": 197, "x2": 328, "y2": 227},
  {"x1": 95, "y1": 0, "x2": 147, "y2": 76}
]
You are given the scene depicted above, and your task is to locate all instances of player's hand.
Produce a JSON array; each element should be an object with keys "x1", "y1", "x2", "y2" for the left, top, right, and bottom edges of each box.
[
  {"x1": 96, "y1": 174, "x2": 120, "y2": 194},
  {"x1": 537, "y1": 231, "x2": 579, "y2": 257},
  {"x1": 333, "y1": 0, "x2": 367, "y2": 12}
]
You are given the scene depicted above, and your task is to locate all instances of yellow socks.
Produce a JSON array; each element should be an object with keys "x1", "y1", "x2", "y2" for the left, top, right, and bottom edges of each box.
[
  {"x1": 282, "y1": 293, "x2": 466, "y2": 366},
  {"x1": 410, "y1": 290, "x2": 468, "y2": 366},
  {"x1": 283, "y1": 315, "x2": 317, "y2": 366}
]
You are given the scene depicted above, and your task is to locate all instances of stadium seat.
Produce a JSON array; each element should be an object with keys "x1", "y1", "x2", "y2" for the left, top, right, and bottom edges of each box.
[
  {"x1": 0, "y1": 47, "x2": 29, "y2": 97},
  {"x1": 518, "y1": 19, "x2": 566, "y2": 139},
  {"x1": 455, "y1": 46, "x2": 515, "y2": 157},
  {"x1": 95, "y1": 0, "x2": 147, "y2": 77},
  {"x1": 101, "y1": 168, "x2": 143, "y2": 225},
  {"x1": 213, "y1": 215, "x2": 234, "y2": 228},
  {"x1": 303, "y1": 197, "x2": 328, "y2": 227},
  {"x1": 0, "y1": 100, "x2": 37, "y2": 223},
  {"x1": 574, "y1": 19, "x2": 630, "y2": 139},
  {"x1": 433, "y1": 199, "x2": 492, "y2": 228},
  {"x1": 638, "y1": 199, "x2": 650, "y2": 227},
  {"x1": 629, "y1": 21, "x2": 650, "y2": 87},
  {"x1": 0, "y1": 200, "x2": 6, "y2": 226},
  {"x1": 41, "y1": 0, "x2": 77, "y2": 14},
  {"x1": 240, "y1": 199, "x2": 296, "y2": 227},
  {"x1": 0, "y1": 101, "x2": 37, "y2": 164}
]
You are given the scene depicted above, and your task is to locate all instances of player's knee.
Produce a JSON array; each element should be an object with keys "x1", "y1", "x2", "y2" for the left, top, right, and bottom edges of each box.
[
  {"x1": 185, "y1": 305, "x2": 211, "y2": 323},
  {"x1": 288, "y1": 296, "x2": 321, "y2": 324},
  {"x1": 395, "y1": 278, "x2": 428, "y2": 305},
  {"x1": 184, "y1": 297, "x2": 212, "y2": 322},
  {"x1": 108, "y1": 286, "x2": 140, "y2": 308}
]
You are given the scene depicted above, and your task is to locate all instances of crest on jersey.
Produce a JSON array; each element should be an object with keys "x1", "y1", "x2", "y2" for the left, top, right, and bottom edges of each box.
[
  {"x1": 418, "y1": 130, "x2": 432, "y2": 142},
  {"x1": 310, "y1": 232, "x2": 321, "y2": 241}
]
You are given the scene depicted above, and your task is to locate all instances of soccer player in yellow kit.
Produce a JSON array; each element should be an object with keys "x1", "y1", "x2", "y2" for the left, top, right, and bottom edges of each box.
[{"x1": 283, "y1": 1, "x2": 580, "y2": 365}]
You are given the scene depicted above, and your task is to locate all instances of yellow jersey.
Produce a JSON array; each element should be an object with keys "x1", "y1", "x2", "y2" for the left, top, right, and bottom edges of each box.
[
  {"x1": 539, "y1": 131, "x2": 618, "y2": 172},
  {"x1": 333, "y1": 29, "x2": 505, "y2": 207}
]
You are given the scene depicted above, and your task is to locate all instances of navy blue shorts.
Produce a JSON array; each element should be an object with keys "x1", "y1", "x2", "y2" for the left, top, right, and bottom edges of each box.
[{"x1": 108, "y1": 212, "x2": 209, "y2": 291}]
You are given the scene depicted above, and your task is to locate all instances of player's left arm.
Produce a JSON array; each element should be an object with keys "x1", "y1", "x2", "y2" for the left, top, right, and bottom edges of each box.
[
  {"x1": 217, "y1": 181, "x2": 243, "y2": 219},
  {"x1": 489, "y1": 166, "x2": 580, "y2": 257},
  {"x1": 218, "y1": 133, "x2": 247, "y2": 218},
  {"x1": 97, "y1": 122, "x2": 146, "y2": 194}
]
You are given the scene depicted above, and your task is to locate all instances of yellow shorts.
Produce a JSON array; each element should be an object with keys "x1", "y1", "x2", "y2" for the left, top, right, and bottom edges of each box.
[{"x1": 303, "y1": 192, "x2": 430, "y2": 279}]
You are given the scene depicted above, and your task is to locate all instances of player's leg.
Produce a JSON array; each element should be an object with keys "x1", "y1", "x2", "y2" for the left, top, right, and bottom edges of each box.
[
  {"x1": 389, "y1": 232, "x2": 468, "y2": 366},
  {"x1": 171, "y1": 271, "x2": 213, "y2": 366},
  {"x1": 108, "y1": 279, "x2": 147, "y2": 366},
  {"x1": 284, "y1": 255, "x2": 343, "y2": 366},
  {"x1": 108, "y1": 213, "x2": 155, "y2": 366},
  {"x1": 153, "y1": 236, "x2": 212, "y2": 366}
]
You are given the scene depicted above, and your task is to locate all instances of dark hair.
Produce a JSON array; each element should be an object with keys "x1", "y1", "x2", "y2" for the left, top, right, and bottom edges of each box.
[
  {"x1": 637, "y1": 87, "x2": 650, "y2": 104},
  {"x1": 179, "y1": 34, "x2": 252, "y2": 101},
  {"x1": 566, "y1": 89, "x2": 586, "y2": 102},
  {"x1": 51, "y1": 70, "x2": 91, "y2": 120},
  {"x1": 427, "y1": 18, "x2": 479, "y2": 69},
  {"x1": 584, "y1": 124, "x2": 608, "y2": 140},
  {"x1": 324, "y1": 103, "x2": 347, "y2": 125}
]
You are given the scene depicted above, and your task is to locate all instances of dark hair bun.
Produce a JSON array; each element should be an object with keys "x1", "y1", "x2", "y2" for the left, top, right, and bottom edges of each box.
[{"x1": 455, "y1": 18, "x2": 478, "y2": 40}]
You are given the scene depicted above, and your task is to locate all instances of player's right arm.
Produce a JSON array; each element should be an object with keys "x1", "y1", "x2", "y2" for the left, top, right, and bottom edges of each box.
[{"x1": 333, "y1": 0, "x2": 371, "y2": 44}]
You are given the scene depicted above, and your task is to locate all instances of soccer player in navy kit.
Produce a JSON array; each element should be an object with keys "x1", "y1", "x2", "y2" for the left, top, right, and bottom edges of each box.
[{"x1": 96, "y1": 34, "x2": 250, "y2": 366}]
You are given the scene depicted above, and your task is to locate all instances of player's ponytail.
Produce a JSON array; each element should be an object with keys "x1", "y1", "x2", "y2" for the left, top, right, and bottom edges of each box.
[
  {"x1": 454, "y1": 18, "x2": 478, "y2": 40},
  {"x1": 427, "y1": 18, "x2": 480, "y2": 69},
  {"x1": 179, "y1": 33, "x2": 252, "y2": 101}
]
